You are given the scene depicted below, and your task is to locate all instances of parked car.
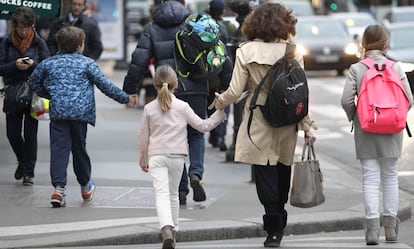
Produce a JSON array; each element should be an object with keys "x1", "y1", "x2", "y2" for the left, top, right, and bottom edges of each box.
[
  {"x1": 330, "y1": 12, "x2": 377, "y2": 41},
  {"x1": 385, "y1": 22, "x2": 414, "y2": 91},
  {"x1": 294, "y1": 16, "x2": 360, "y2": 75}
]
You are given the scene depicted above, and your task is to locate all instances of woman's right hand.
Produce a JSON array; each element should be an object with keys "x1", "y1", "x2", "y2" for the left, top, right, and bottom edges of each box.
[
  {"x1": 305, "y1": 130, "x2": 316, "y2": 145},
  {"x1": 16, "y1": 57, "x2": 32, "y2": 71}
]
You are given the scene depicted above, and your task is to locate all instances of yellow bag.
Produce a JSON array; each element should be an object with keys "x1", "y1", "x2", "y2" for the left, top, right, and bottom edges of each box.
[{"x1": 30, "y1": 93, "x2": 50, "y2": 120}]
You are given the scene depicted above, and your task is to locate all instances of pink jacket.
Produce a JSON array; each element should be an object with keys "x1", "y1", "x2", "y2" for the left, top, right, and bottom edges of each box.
[{"x1": 137, "y1": 95, "x2": 225, "y2": 167}]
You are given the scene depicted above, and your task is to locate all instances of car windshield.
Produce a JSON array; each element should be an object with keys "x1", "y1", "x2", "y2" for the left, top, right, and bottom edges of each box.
[
  {"x1": 296, "y1": 20, "x2": 349, "y2": 39},
  {"x1": 388, "y1": 27, "x2": 414, "y2": 49}
]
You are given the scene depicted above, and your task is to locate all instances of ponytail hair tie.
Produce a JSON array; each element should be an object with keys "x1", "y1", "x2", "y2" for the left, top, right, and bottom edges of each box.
[{"x1": 162, "y1": 82, "x2": 169, "y2": 88}]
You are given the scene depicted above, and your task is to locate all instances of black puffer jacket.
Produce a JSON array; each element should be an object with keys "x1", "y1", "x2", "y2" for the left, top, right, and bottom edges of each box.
[
  {"x1": 123, "y1": 1, "x2": 190, "y2": 94},
  {"x1": 123, "y1": 1, "x2": 233, "y2": 97}
]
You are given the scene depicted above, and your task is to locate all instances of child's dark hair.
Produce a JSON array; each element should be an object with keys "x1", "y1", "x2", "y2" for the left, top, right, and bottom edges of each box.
[
  {"x1": 153, "y1": 65, "x2": 178, "y2": 112},
  {"x1": 11, "y1": 6, "x2": 36, "y2": 27},
  {"x1": 56, "y1": 26, "x2": 86, "y2": 54}
]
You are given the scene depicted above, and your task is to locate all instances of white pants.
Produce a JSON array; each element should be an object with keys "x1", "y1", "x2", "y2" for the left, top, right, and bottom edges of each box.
[
  {"x1": 360, "y1": 158, "x2": 399, "y2": 219},
  {"x1": 149, "y1": 155, "x2": 185, "y2": 229}
]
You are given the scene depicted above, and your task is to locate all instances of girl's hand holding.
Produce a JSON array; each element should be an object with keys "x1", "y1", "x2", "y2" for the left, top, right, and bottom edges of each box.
[{"x1": 214, "y1": 92, "x2": 226, "y2": 110}]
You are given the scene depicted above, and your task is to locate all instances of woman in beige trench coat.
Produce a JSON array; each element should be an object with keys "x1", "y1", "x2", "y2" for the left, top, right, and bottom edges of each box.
[{"x1": 214, "y1": 3, "x2": 316, "y2": 248}]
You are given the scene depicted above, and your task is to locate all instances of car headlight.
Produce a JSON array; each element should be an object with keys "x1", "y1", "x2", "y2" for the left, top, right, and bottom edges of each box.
[
  {"x1": 296, "y1": 43, "x2": 308, "y2": 56},
  {"x1": 400, "y1": 62, "x2": 414, "y2": 73},
  {"x1": 344, "y1": 43, "x2": 358, "y2": 55}
]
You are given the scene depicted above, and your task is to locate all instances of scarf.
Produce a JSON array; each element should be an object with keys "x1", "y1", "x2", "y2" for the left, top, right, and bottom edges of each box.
[{"x1": 12, "y1": 29, "x2": 34, "y2": 55}]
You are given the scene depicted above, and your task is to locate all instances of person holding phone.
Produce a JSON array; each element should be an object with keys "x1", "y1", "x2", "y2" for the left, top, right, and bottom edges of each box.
[{"x1": 0, "y1": 6, "x2": 50, "y2": 185}]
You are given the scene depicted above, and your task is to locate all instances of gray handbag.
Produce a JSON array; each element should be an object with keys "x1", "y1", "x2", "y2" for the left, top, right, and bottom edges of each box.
[{"x1": 290, "y1": 139, "x2": 325, "y2": 208}]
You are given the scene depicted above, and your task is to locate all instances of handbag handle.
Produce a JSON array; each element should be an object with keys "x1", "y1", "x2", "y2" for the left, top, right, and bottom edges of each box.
[{"x1": 301, "y1": 138, "x2": 317, "y2": 161}]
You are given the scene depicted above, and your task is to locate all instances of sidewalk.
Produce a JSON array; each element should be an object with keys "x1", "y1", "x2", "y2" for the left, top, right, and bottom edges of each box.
[{"x1": 0, "y1": 66, "x2": 412, "y2": 248}]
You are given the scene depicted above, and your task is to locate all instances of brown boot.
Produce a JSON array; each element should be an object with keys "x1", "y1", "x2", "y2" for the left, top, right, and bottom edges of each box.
[
  {"x1": 161, "y1": 225, "x2": 175, "y2": 249},
  {"x1": 383, "y1": 216, "x2": 399, "y2": 242},
  {"x1": 365, "y1": 218, "x2": 380, "y2": 245}
]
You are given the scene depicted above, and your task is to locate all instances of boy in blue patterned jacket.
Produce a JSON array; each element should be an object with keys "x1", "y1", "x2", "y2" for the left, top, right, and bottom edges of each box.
[{"x1": 29, "y1": 26, "x2": 135, "y2": 208}]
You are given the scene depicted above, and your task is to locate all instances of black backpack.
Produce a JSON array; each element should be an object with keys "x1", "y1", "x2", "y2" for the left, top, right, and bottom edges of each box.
[
  {"x1": 247, "y1": 43, "x2": 309, "y2": 147},
  {"x1": 174, "y1": 13, "x2": 226, "y2": 81}
]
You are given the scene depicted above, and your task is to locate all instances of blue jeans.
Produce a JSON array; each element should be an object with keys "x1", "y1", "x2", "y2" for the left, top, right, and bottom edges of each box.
[
  {"x1": 177, "y1": 95, "x2": 207, "y2": 195},
  {"x1": 209, "y1": 105, "x2": 230, "y2": 141}
]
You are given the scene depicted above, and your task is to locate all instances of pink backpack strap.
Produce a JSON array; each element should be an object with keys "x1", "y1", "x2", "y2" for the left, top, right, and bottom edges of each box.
[
  {"x1": 361, "y1": 57, "x2": 395, "y2": 71},
  {"x1": 360, "y1": 57, "x2": 376, "y2": 68}
]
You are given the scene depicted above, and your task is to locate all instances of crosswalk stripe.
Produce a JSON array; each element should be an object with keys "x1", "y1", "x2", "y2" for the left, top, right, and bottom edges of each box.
[{"x1": 0, "y1": 217, "x2": 188, "y2": 237}]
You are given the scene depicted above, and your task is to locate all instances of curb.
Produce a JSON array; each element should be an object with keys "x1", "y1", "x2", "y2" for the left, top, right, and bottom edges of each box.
[{"x1": 2, "y1": 200, "x2": 411, "y2": 249}]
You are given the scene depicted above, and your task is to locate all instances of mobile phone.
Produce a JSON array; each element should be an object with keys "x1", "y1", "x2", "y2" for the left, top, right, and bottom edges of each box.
[{"x1": 22, "y1": 57, "x2": 30, "y2": 64}]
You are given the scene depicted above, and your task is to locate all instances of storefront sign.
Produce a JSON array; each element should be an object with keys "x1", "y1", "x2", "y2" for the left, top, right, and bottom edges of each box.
[{"x1": 0, "y1": 0, "x2": 60, "y2": 19}]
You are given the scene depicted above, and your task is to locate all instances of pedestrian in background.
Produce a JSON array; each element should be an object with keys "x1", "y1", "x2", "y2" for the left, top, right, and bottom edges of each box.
[
  {"x1": 46, "y1": 0, "x2": 103, "y2": 60},
  {"x1": 123, "y1": 0, "x2": 233, "y2": 205},
  {"x1": 341, "y1": 24, "x2": 413, "y2": 245},
  {"x1": 214, "y1": 3, "x2": 316, "y2": 248},
  {"x1": 0, "y1": 6, "x2": 50, "y2": 186},
  {"x1": 137, "y1": 65, "x2": 225, "y2": 249},
  {"x1": 29, "y1": 26, "x2": 134, "y2": 208},
  {"x1": 205, "y1": 0, "x2": 236, "y2": 152}
]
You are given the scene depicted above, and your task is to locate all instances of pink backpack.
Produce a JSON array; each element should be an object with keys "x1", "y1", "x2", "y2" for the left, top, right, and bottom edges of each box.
[{"x1": 357, "y1": 58, "x2": 410, "y2": 134}]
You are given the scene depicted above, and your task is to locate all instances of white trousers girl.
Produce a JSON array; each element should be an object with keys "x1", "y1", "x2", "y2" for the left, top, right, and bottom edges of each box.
[
  {"x1": 149, "y1": 155, "x2": 185, "y2": 229},
  {"x1": 361, "y1": 158, "x2": 399, "y2": 219}
]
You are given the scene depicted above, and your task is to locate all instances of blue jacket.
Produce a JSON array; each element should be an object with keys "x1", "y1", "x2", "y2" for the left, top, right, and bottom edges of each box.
[
  {"x1": 0, "y1": 32, "x2": 50, "y2": 86},
  {"x1": 29, "y1": 52, "x2": 129, "y2": 125}
]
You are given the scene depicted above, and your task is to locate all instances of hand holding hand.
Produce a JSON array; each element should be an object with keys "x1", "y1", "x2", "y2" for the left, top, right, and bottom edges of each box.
[
  {"x1": 126, "y1": 94, "x2": 138, "y2": 108},
  {"x1": 214, "y1": 92, "x2": 226, "y2": 110}
]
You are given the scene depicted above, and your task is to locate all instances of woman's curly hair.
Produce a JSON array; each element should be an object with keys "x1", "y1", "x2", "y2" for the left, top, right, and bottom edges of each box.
[{"x1": 242, "y1": 2, "x2": 297, "y2": 42}]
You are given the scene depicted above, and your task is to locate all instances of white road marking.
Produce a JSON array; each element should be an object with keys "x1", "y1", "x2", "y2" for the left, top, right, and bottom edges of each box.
[
  {"x1": 310, "y1": 104, "x2": 348, "y2": 119},
  {"x1": 0, "y1": 217, "x2": 188, "y2": 237},
  {"x1": 399, "y1": 171, "x2": 414, "y2": 176}
]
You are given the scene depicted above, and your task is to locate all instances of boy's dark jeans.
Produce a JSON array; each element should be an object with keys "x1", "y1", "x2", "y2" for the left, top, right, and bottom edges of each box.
[{"x1": 50, "y1": 120, "x2": 91, "y2": 188}]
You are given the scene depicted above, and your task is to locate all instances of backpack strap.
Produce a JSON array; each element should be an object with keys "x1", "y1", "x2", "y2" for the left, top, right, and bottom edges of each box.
[
  {"x1": 246, "y1": 70, "x2": 270, "y2": 150},
  {"x1": 361, "y1": 57, "x2": 394, "y2": 71},
  {"x1": 246, "y1": 43, "x2": 290, "y2": 149}
]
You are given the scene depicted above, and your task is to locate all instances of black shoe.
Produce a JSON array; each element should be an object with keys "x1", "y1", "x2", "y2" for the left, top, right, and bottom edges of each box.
[
  {"x1": 208, "y1": 136, "x2": 218, "y2": 148},
  {"x1": 179, "y1": 192, "x2": 187, "y2": 205},
  {"x1": 264, "y1": 233, "x2": 283, "y2": 248},
  {"x1": 14, "y1": 163, "x2": 23, "y2": 180},
  {"x1": 216, "y1": 138, "x2": 227, "y2": 151},
  {"x1": 190, "y1": 174, "x2": 206, "y2": 202},
  {"x1": 22, "y1": 176, "x2": 33, "y2": 186}
]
